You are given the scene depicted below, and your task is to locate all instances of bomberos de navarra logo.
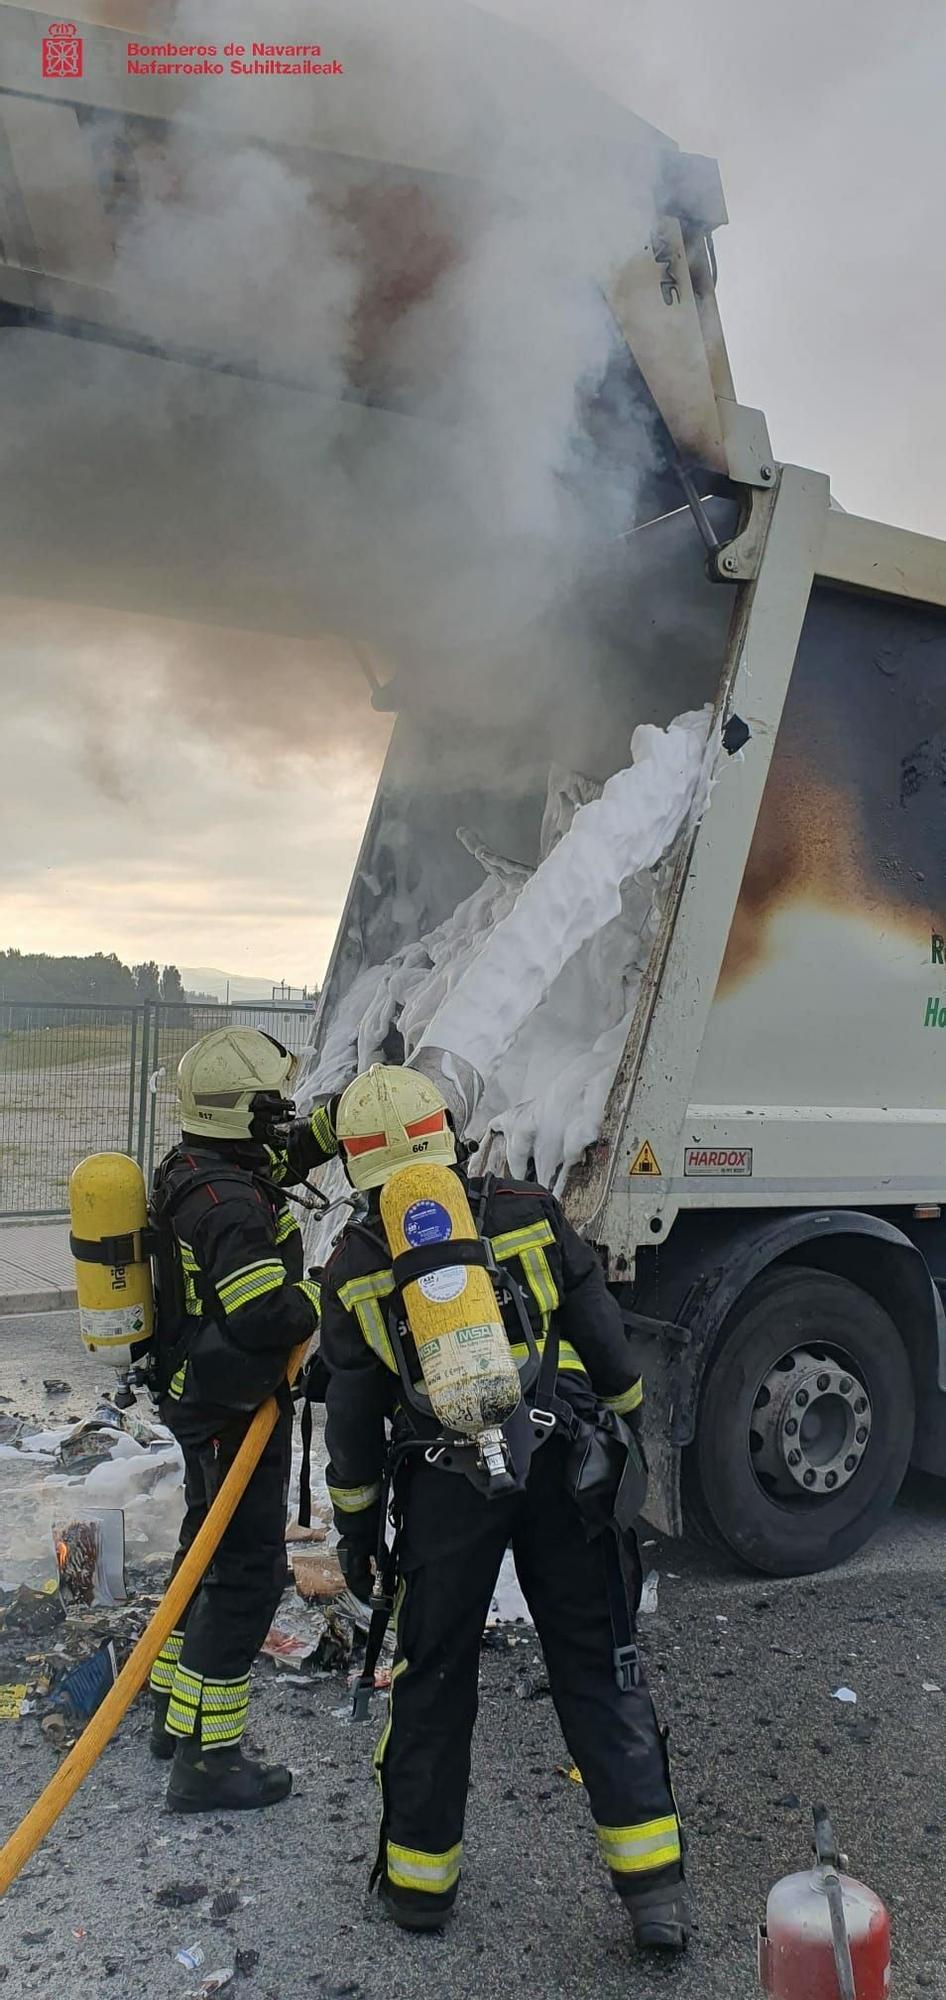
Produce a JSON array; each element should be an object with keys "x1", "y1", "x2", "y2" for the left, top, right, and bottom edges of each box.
[{"x1": 42, "y1": 21, "x2": 84, "y2": 78}]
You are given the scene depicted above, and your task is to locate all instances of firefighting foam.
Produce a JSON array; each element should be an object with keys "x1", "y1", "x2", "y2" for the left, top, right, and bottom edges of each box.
[{"x1": 300, "y1": 706, "x2": 715, "y2": 1190}]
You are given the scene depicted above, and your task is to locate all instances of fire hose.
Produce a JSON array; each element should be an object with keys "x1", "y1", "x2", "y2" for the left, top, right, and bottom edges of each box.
[{"x1": 0, "y1": 1339, "x2": 309, "y2": 1897}]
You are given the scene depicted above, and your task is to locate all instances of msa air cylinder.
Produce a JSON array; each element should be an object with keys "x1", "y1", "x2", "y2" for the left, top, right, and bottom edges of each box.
[
  {"x1": 380, "y1": 1161, "x2": 521, "y2": 1440},
  {"x1": 69, "y1": 1152, "x2": 154, "y2": 1372}
]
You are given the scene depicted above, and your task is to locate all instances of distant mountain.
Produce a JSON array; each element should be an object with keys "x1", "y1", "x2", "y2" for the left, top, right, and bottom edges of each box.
[{"x1": 180, "y1": 966, "x2": 293, "y2": 1004}]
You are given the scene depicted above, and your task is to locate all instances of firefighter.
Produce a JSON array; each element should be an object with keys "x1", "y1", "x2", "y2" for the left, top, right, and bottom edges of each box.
[
  {"x1": 319, "y1": 1063, "x2": 689, "y2": 1950},
  {"x1": 147, "y1": 1027, "x2": 338, "y2": 1812}
]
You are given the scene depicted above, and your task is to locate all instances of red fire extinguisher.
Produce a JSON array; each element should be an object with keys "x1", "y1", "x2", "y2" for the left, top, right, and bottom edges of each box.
[{"x1": 759, "y1": 1806, "x2": 891, "y2": 1999}]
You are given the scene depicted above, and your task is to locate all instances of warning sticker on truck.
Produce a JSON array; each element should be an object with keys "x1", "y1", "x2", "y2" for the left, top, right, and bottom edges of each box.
[
  {"x1": 684, "y1": 1147, "x2": 753, "y2": 1177},
  {"x1": 629, "y1": 1142, "x2": 662, "y2": 1177}
]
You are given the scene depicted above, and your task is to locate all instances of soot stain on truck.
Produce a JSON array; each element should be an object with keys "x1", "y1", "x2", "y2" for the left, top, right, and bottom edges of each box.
[{"x1": 718, "y1": 584, "x2": 946, "y2": 993}]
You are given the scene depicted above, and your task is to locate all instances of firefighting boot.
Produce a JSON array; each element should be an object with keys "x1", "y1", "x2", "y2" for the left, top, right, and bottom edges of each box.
[
  {"x1": 150, "y1": 1693, "x2": 176, "y2": 1761},
  {"x1": 623, "y1": 1880, "x2": 691, "y2": 1952},
  {"x1": 379, "y1": 1882, "x2": 455, "y2": 1934},
  {"x1": 166, "y1": 1736, "x2": 292, "y2": 1813}
]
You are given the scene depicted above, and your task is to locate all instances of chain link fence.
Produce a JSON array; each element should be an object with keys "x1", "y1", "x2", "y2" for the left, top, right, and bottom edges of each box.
[{"x1": 0, "y1": 1000, "x2": 318, "y2": 1216}]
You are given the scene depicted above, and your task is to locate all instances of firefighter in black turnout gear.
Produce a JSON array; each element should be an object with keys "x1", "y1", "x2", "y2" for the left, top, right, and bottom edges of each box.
[
  {"x1": 147, "y1": 1028, "x2": 338, "y2": 1813},
  {"x1": 320, "y1": 1063, "x2": 689, "y2": 1950}
]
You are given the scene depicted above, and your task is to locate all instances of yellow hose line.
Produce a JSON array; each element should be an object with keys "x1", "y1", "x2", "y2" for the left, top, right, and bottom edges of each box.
[{"x1": 0, "y1": 1340, "x2": 310, "y2": 1896}]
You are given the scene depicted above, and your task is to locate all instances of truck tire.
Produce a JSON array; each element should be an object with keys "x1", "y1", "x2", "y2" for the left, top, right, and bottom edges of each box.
[{"x1": 688, "y1": 1265, "x2": 914, "y2": 1576}]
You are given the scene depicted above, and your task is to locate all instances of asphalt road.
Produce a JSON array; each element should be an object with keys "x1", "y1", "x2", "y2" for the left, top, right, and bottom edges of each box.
[{"x1": 1, "y1": 1311, "x2": 946, "y2": 1999}]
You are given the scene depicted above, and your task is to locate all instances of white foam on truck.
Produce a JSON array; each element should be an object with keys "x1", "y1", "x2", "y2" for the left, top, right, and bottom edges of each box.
[{"x1": 300, "y1": 706, "x2": 715, "y2": 1193}]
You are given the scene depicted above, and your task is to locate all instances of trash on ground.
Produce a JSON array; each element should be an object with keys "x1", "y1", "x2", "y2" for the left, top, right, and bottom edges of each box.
[
  {"x1": 176, "y1": 1943, "x2": 205, "y2": 1971},
  {"x1": 43, "y1": 1380, "x2": 71, "y2": 1396},
  {"x1": 291, "y1": 1550, "x2": 345, "y2": 1601},
  {"x1": 832, "y1": 1686, "x2": 858, "y2": 1704},
  {"x1": 53, "y1": 1510, "x2": 126, "y2": 1609},
  {"x1": 0, "y1": 1684, "x2": 29, "y2": 1719},
  {"x1": 922, "y1": 1680, "x2": 943, "y2": 1693},
  {"x1": 554, "y1": 1764, "x2": 583, "y2": 1784},
  {"x1": 41, "y1": 1641, "x2": 118, "y2": 1745},
  {"x1": 193, "y1": 1974, "x2": 233, "y2": 1997},
  {"x1": 0, "y1": 1583, "x2": 65, "y2": 1641},
  {"x1": 155, "y1": 1882, "x2": 208, "y2": 1908},
  {"x1": 639, "y1": 1571, "x2": 659, "y2": 1615},
  {"x1": 234, "y1": 1949, "x2": 259, "y2": 1975},
  {"x1": 210, "y1": 1889, "x2": 241, "y2": 1918}
]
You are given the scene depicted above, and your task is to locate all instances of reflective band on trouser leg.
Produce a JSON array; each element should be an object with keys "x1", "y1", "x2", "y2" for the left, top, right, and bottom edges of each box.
[
  {"x1": 166, "y1": 1663, "x2": 203, "y2": 1740},
  {"x1": 328, "y1": 1480, "x2": 382, "y2": 1514},
  {"x1": 149, "y1": 1628, "x2": 183, "y2": 1694},
  {"x1": 386, "y1": 1840, "x2": 463, "y2": 1896},
  {"x1": 166, "y1": 1664, "x2": 250, "y2": 1747},
  {"x1": 596, "y1": 1815, "x2": 681, "y2": 1877},
  {"x1": 201, "y1": 1674, "x2": 250, "y2": 1748},
  {"x1": 602, "y1": 1379, "x2": 644, "y2": 1416}
]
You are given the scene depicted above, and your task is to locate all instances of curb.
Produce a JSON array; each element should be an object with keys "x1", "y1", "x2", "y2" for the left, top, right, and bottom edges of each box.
[{"x1": 0, "y1": 1288, "x2": 78, "y2": 1317}]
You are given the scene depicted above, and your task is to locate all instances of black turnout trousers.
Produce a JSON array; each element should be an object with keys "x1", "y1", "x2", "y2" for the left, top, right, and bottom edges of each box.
[
  {"x1": 150, "y1": 1396, "x2": 292, "y2": 1749},
  {"x1": 376, "y1": 1433, "x2": 681, "y2": 1918}
]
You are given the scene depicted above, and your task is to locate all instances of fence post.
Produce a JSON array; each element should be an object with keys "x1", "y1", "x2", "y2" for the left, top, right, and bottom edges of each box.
[
  {"x1": 135, "y1": 1003, "x2": 152, "y2": 1176},
  {"x1": 125, "y1": 1009, "x2": 140, "y2": 1159}
]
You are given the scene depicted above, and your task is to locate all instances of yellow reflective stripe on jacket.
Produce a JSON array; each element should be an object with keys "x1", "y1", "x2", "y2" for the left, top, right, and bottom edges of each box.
[
  {"x1": 509, "y1": 1337, "x2": 586, "y2": 1374},
  {"x1": 167, "y1": 1362, "x2": 187, "y2": 1400},
  {"x1": 309, "y1": 1103, "x2": 337, "y2": 1155},
  {"x1": 216, "y1": 1258, "x2": 285, "y2": 1315},
  {"x1": 178, "y1": 1239, "x2": 202, "y2": 1318},
  {"x1": 490, "y1": 1220, "x2": 555, "y2": 1260},
  {"x1": 602, "y1": 1379, "x2": 644, "y2": 1415},
  {"x1": 386, "y1": 1839, "x2": 462, "y2": 1895},
  {"x1": 491, "y1": 1221, "x2": 560, "y2": 1335},
  {"x1": 295, "y1": 1278, "x2": 321, "y2": 1317},
  {"x1": 327, "y1": 1479, "x2": 381, "y2": 1514},
  {"x1": 596, "y1": 1814, "x2": 681, "y2": 1875},
  {"x1": 275, "y1": 1206, "x2": 300, "y2": 1245},
  {"x1": 338, "y1": 1271, "x2": 398, "y2": 1372}
]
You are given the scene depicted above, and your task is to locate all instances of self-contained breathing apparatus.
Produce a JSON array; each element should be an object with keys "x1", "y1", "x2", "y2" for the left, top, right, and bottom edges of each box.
[{"x1": 345, "y1": 1161, "x2": 648, "y2": 1717}]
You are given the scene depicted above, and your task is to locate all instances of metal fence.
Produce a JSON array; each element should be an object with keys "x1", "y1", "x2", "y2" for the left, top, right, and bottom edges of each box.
[{"x1": 0, "y1": 1000, "x2": 318, "y2": 1216}]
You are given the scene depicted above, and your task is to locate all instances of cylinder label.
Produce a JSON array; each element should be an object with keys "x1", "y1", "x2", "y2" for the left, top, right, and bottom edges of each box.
[{"x1": 403, "y1": 1199, "x2": 453, "y2": 1246}]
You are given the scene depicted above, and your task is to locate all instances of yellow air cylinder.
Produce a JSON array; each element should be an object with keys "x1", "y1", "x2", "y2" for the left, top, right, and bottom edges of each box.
[
  {"x1": 69, "y1": 1153, "x2": 154, "y2": 1372},
  {"x1": 380, "y1": 1161, "x2": 521, "y2": 1439}
]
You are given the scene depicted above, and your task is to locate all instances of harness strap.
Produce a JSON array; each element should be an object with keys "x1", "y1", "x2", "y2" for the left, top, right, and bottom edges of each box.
[
  {"x1": 602, "y1": 1529, "x2": 643, "y2": 1694},
  {"x1": 391, "y1": 1239, "x2": 491, "y2": 1288},
  {"x1": 298, "y1": 1397, "x2": 314, "y2": 1529}
]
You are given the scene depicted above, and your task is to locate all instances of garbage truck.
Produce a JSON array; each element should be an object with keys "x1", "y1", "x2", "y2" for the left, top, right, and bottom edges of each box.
[{"x1": 1, "y1": 1, "x2": 944, "y2": 1574}]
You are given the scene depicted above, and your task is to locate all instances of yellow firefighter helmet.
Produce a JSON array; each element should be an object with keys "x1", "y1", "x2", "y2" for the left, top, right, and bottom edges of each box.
[
  {"x1": 336, "y1": 1064, "x2": 457, "y2": 1191},
  {"x1": 177, "y1": 1027, "x2": 296, "y2": 1143}
]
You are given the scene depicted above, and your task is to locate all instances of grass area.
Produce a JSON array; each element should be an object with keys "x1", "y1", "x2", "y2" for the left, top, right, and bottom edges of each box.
[{"x1": 0, "y1": 1025, "x2": 137, "y2": 1073}]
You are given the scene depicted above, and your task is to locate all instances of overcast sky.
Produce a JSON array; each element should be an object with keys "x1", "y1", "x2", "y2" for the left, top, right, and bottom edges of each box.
[{"x1": 2, "y1": 0, "x2": 944, "y2": 987}]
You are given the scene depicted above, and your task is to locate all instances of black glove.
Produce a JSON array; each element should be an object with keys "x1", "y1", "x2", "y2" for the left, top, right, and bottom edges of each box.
[{"x1": 338, "y1": 1546, "x2": 374, "y2": 1604}]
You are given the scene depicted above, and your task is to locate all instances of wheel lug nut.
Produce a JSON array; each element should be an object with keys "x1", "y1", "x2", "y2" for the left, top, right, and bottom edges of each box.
[
  {"x1": 825, "y1": 1471, "x2": 838, "y2": 1489},
  {"x1": 787, "y1": 1449, "x2": 801, "y2": 1467},
  {"x1": 817, "y1": 1373, "x2": 830, "y2": 1392},
  {"x1": 785, "y1": 1419, "x2": 798, "y2": 1436},
  {"x1": 854, "y1": 1397, "x2": 867, "y2": 1414},
  {"x1": 845, "y1": 1455, "x2": 858, "y2": 1472},
  {"x1": 840, "y1": 1377, "x2": 853, "y2": 1394},
  {"x1": 856, "y1": 1426, "x2": 868, "y2": 1444},
  {"x1": 803, "y1": 1470, "x2": 816, "y2": 1488},
  {"x1": 796, "y1": 1389, "x2": 809, "y2": 1407}
]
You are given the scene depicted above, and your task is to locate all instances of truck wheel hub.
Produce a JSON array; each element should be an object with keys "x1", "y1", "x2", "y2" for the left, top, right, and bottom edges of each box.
[{"x1": 750, "y1": 1347, "x2": 872, "y2": 1498}]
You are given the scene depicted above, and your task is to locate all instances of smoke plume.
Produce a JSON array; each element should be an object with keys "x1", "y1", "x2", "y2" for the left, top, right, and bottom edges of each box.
[{"x1": 0, "y1": 0, "x2": 668, "y2": 777}]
